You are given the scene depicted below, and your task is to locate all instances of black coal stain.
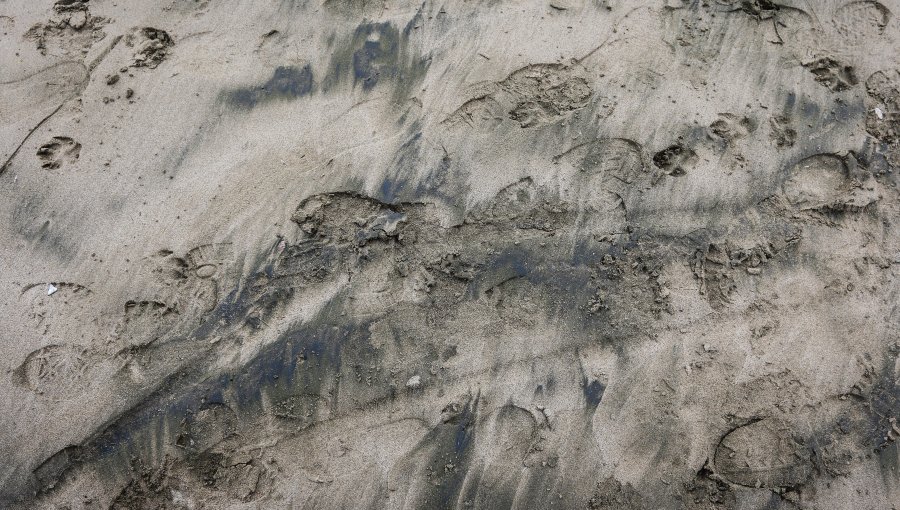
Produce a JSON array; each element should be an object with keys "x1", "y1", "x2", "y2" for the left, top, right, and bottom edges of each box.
[
  {"x1": 225, "y1": 65, "x2": 314, "y2": 110},
  {"x1": 352, "y1": 23, "x2": 398, "y2": 91},
  {"x1": 323, "y1": 20, "x2": 430, "y2": 102},
  {"x1": 583, "y1": 378, "x2": 606, "y2": 412},
  {"x1": 376, "y1": 128, "x2": 468, "y2": 206}
]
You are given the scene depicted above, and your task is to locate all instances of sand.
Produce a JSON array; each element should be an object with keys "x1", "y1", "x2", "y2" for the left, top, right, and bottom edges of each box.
[{"x1": 1, "y1": 0, "x2": 900, "y2": 508}]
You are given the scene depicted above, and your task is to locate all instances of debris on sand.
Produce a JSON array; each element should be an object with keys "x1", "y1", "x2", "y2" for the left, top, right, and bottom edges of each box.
[{"x1": 405, "y1": 375, "x2": 422, "y2": 389}]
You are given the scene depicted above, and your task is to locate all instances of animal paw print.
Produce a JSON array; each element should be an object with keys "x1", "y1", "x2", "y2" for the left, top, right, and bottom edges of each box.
[
  {"x1": 769, "y1": 116, "x2": 796, "y2": 148},
  {"x1": 127, "y1": 27, "x2": 174, "y2": 69},
  {"x1": 36, "y1": 136, "x2": 81, "y2": 169},
  {"x1": 709, "y1": 113, "x2": 755, "y2": 144},
  {"x1": 804, "y1": 57, "x2": 858, "y2": 92},
  {"x1": 652, "y1": 143, "x2": 696, "y2": 177}
]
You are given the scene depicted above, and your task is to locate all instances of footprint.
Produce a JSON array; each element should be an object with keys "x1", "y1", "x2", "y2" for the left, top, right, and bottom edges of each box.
[
  {"x1": 769, "y1": 115, "x2": 797, "y2": 148},
  {"x1": 864, "y1": 69, "x2": 900, "y2": 145},
  {"x1": 446, "y1": 63, "x2": 592, "y2": 129},
  {"x1": 282, "y1": 193, "x2": 407, "y2": 286},
  {"x1": 20, "y1": 282, "x2": 95, "y2": 343},
  {"x1": 580, "y1": 138, "x2": 646, "y2": 185},
  {"x1": 24, "y1": 3, "x2": 107, "y2": 57},
  {"x1": 490, "y1": 404, "x2": 537, "y2": 453},
  {"x1": 505, "y1": 64, "x2": 592, "y2": 128},
  {"x1": 557, "y1": 138, "x2": 647, "y2": 210},
  {"x1": 185, "y1": 243, "x2": 233, "y2": 280},
  {"x1": 116, "y1": 300, "x2": 180, "y2": 348},
  {"x1": 141, "y1": 245, "x2": 230, "y2": 316},
  {"x1": 126, "y1": 27, "x2": 174, "y2": 69},
  {"x1": 14, "y1": 344, "x2": 90, "y2": 395},
  {"x1": 0, "y1": 16, "x2": 13, "y2": 34},
  {"x1": 803, "y1": 57, "x2": 858, "y2": 92},
  {"x1": 714, "y1": 419, "x2": 811, "y2": 488},
  {"x1": 177, "y1": 403, "x2": 238, "y2": 452},
  {"x1": 33, "y1": 445, "x2": 83, "y2": 492},
  {"x1": 36, "y1": 136, "x2": 81, "y2": 169},
  {"x1": 652, "y1": 144, "x2": 696, "y2": 177},
  {"x1": 833, "y1": 1, "x2": 892, "y2": 45},
  {"x1": 109, "y1": 460, "x2": 176, "y2": 509},
  {"x1": 466, "y1": 177, "x2": 542, "y2": 224},
  {"x1": 149, "y1": 249, "x2": 190, "y2": 281},
  {"x1": 184, "y1": 449, "x2": 264, "y2": 502},
  {"x1": 709, "y1": 113, "x2": 755, "y2": 144},
  {"x1": 443, "y1": 95, "x2": 505, "y2": 130},
  {"x1": 768, "y1": 6, "x2": 817, "y2": 49},
  {"x1": 784, "y1": 154, "x2": 850, "y2": 211},
  {"x1": 713, "y1": 0, "x2": 779, "y2": 18},
  {"x1": 783, "y1": 153, "x2": 878, "y2": 212}
]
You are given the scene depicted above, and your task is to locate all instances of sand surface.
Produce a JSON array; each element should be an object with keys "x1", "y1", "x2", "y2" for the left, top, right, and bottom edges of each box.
[{"x1": 2, "y1": 0, "x2": 900, "y2": 508}]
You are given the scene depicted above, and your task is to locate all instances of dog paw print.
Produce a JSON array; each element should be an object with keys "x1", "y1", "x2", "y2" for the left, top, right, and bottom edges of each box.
[{"x1": 36, "y1": 136, "x2": 81, "y2": 169}]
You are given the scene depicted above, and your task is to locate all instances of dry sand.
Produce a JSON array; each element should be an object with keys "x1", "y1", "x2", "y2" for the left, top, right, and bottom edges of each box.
[{"x1": 1, "y1": 0, "x2": 900, "y2": 508}]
